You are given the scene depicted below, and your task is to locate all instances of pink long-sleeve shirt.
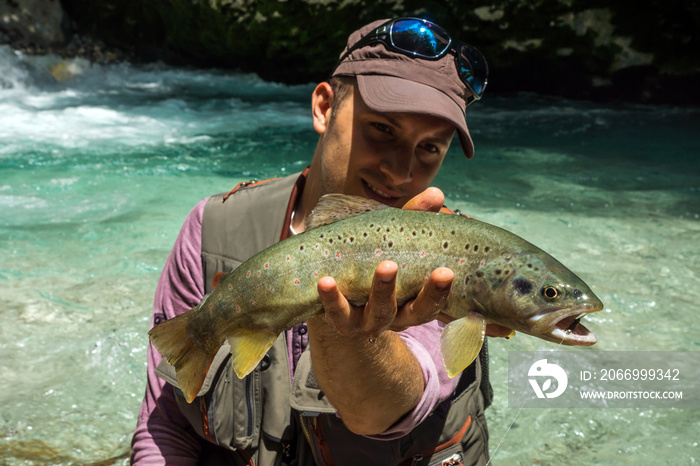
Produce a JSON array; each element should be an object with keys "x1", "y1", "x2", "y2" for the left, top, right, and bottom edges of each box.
[{"x1": 131, "y1": 195, "x2": 460, "y2": 464}]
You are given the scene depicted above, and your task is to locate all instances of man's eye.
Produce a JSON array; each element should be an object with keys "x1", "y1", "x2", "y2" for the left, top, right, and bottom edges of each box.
[
  {"x1": 422, "y1": 143, "x2": 439, "y2": 154},
  {"x1": 371, "y1": 122, "x2": 392, "y2": 134}
]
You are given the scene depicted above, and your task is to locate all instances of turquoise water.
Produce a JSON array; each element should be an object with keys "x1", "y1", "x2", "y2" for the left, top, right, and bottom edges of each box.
[{"x1": 1, "y1": 45, "x2": 698, "y2": 464}]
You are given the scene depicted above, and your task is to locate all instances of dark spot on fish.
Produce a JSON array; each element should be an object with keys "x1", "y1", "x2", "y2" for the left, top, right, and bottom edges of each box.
[
  {"x1": 465, "y1": 244, "x2": 470, "y2": 250},
  {"x1": 465, "y1": 274, "x2": 472, "y2": 285},
  {"x1": 573, "y1": 289, "x2": 583, "y2": 298},
  {"x1": 400, "y1": 227, "x2": 404, "y2": 232},
  {"x1": 484, "y1": 246, "x2": 490, "y2": 253},
  {"x1": 513, "y1": 278, "x2": 533, "y2": 295},
  {"x1": 377, "y1": 227, "x2": 381, "y2": 232},
  {"x1": 388, "y1": 241, "x2": 393, "y2": 248},
  {"x1": 505, "y1": 270, "x2": 510, "y2": 275},
  {"x1": 363, "y1": 232, "x2": 368, "y2": 237},
  {"x1": 386, "y1": 228, "x2": 390, "y2": 232},
  {"x1": 412, "y1": 231, "x2": 417, "y2": 236},
  {"x1": 527, "y1": 263, "x2": 533, "y2": 268},
  {"x1": 534, "y1": 267, "x2": 540, "y2": 271},
  {"x1": 383, "y1": 235, "x2": 387, "y2": 241},
  {"x1": 505, "y1": 256, "x2": 512, "y2": 262},
  {"x1": 429, "y1": 231, "x2": 433, "y2": 237},
  {"x1": 495, "y1": 269, "x2": 502, "y2": 275},
  {"x1": 338, "y1": 235, "x2": 342, "y2": 240},
  {"x1": 329, "y1": 238, "x2": 333, "y2": 244},
  {"x1": 422, "y1": 229, "x2": 426, "y2": 234},
  {"x1": 475, "y1": 271, "x2": 484, "y2": 278},
  {"x1": 443, "y1": 242, "x2": 449, "y2": 249},
  {"x1": 451, "y1": 230, "x2": 455, "y2": 235},
  {"x1": 370, "y1": 224, "x2": 374, "y2": 228},
  {"x1": 473, "y1": 245, "x2": 479, "y2": 252},
  {"x1": 350, "y1": 237, "x2": 355, "y2": 242},
  {"x1": 300, "y1": 245, "x2": 304, "y2": 251}
]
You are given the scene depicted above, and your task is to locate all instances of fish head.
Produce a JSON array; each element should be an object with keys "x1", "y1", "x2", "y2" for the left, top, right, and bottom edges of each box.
[{"x1": 467, "y1": 254, "x2": 603, "y2": 346}]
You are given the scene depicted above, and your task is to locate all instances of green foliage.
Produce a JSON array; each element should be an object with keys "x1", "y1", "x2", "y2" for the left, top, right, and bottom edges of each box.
[{"x1": 58, "y1": 0, "x2": 700, "y2": 103}]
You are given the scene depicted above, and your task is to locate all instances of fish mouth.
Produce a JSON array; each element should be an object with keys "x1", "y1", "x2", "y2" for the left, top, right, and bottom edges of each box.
[{"x1": 532, "y1": 305, "x2": 600, "y2": 346}]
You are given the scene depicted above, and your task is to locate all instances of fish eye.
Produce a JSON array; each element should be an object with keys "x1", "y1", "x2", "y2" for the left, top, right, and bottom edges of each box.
[{"x1": 541, "y1": 285, "x2": 560, "y2": 301}]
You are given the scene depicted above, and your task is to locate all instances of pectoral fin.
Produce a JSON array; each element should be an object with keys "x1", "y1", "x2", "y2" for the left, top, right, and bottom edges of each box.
[
  {"x1": 226, "y1": 329, "x2": 278, "y2": 379},
  {"x1": 439, "y1": 312, "x2": 487, "y2": 378}
]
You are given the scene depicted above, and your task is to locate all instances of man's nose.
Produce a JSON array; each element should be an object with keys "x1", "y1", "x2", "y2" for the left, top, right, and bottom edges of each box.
[{"x1": 379, "y1": 146, "x2": 413, "y2": 185}]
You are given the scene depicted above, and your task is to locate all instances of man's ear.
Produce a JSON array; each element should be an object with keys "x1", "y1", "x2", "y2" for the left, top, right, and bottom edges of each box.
[{"x1": 311, "y1": 82, "x2": 334, "y2": 134}]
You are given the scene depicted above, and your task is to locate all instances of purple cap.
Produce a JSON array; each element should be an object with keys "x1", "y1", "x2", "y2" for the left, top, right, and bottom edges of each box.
[{"x1": 332, "y1": 19, "x2": 476, "y2": 158}]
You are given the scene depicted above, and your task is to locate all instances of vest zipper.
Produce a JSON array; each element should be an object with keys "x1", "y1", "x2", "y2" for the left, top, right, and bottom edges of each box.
[
  {"x1": 245, "y1": 373, "x2": 255, "y2": 437},
  {"x1": 298, "y1": 412, "x2": 313, "y2": 446}
]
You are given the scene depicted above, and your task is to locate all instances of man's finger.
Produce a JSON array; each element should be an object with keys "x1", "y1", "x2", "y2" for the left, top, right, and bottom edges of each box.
[
  {"x1": 362, "y1": 261, "x2": 399, "y2": 336},
  {"x1": 318, "y1": 276, "x2": 356, "y2": 334},
  {"x1": 486, "y1": 323, "x2": 514, "y2": 338},
  {"x1": 392, "y1": 267, "x2": 454, "y2": 329},
  {"x1": 402, "y1": 187, "x2": 445, "y2": 212}
]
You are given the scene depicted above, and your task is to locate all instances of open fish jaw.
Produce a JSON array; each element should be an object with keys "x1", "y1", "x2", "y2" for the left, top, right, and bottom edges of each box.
[{"x1": 532, "y1": 305, "x2": 601, "y2": 345}]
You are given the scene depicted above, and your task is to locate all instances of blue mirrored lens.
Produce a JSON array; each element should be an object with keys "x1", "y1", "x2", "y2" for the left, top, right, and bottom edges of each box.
[
  {"x1": 390, "y1": 19, "x2": 450, "y2": 58},
  {"x1": 458, "y1": 44, "x2": 488, "y2": 96}
]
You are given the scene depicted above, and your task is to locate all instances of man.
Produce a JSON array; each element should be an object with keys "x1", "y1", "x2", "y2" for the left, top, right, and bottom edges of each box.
[{"x1": 131, "y1": 17, "x2": 510, "y2": 465}]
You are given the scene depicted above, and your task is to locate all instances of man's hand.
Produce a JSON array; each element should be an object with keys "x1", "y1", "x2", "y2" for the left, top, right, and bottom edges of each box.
[
  {"x1": 318, "y1": 187, "x2": 513, "y2": 338},
  {"x1": 308, "y1": 187, "x2": 512, "y2": 436}
]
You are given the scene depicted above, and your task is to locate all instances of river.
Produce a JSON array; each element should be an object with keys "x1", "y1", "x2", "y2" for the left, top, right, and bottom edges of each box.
[{"x1": 1, "y1": 45, "x2": 698, "y2": 464}]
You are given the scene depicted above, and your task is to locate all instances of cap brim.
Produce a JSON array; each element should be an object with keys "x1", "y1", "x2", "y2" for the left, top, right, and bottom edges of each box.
[{"x1": 357, "y1": 75, "x2": 474, "y2": 158}]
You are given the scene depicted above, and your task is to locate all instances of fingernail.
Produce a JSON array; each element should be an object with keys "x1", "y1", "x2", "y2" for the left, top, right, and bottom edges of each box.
[{"x1": 435, "y1": 282, "x2": 451, "y2": 291}]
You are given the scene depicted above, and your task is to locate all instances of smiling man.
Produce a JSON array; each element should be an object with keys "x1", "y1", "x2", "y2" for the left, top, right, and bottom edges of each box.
[{"x1": 132, "y1": 17, "x2": 505, "y2": 466}]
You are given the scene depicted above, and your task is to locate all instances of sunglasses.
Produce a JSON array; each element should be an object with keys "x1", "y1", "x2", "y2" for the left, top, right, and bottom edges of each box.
[{"x1": 335, "y1": 17, "x2": 489, "y2": 105}]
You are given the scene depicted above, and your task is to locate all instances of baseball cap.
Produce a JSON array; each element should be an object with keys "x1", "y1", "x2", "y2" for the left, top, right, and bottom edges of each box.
[{"x1": 331, "y1": 18, "x2": 481, "y2": 158}]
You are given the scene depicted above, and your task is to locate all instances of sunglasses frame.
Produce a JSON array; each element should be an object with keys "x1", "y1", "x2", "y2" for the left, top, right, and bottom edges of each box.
[{"x1": 334, "y1": 17, "x2": 488, "y2": 104}]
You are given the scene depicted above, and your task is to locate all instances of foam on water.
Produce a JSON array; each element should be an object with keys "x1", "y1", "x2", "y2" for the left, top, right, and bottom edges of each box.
[{"x1": 1, "y1": 45, "x2": 698, "y2": 464}]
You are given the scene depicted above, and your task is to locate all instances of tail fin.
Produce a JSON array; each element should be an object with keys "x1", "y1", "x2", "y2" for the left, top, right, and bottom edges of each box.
[{"x1": 148, "y1": 311, "x2": 216, "y2": 403}]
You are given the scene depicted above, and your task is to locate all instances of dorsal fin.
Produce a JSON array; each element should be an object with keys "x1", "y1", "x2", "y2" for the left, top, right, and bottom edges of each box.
[{"x1": 305, "y1": 194, "x2": 391, "y2": 230}]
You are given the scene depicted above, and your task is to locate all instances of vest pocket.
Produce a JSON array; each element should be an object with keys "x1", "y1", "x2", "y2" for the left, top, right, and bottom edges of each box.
[{"x1": 155, "y1": 343, "x2": 262, "y2": 451}]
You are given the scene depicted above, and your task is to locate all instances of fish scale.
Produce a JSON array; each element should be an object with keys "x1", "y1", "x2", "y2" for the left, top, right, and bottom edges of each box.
[{"x1": 149, "y1": 194, "x2": 603, "y2": 403}]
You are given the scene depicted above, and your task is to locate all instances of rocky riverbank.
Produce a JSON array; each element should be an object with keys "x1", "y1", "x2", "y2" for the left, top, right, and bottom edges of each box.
[{"x1": 2, "y1": 0, "x2": 699, "y2": 105}]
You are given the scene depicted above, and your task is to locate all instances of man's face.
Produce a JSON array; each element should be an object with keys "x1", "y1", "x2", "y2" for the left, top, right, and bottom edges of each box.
[{"x1": 317, "y1": 84, "x2": 456, "y2": 208}]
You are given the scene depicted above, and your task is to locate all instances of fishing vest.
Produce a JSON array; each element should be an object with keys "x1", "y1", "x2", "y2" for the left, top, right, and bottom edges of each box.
[{"x1": 155, "y1": 173, "x2": 493, "y2": 466}]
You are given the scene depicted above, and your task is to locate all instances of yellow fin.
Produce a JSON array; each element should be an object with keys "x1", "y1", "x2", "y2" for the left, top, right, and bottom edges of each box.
[
  {"x1": 439, "y1": 313, "x2": 486, "y2": 378},
  {"x1": 148, "y1": 310, "x2": 216, "y2": 403},
  {"x1": 227, "y1": 329, "x2": 278, "y2": 379},
  {"x1": 305, "y1": 194, "x2": 390, "y2": 230}
]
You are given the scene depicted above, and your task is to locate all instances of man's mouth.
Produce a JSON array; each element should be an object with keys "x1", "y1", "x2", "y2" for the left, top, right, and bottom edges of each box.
[{"x1": 362, "y1": 179, "x2": 400, "y2": 205}]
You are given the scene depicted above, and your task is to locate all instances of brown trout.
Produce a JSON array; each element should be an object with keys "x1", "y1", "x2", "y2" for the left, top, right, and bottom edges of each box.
[{"x1": 149, "y1": 194, "x2": 603, "y2": 402}]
